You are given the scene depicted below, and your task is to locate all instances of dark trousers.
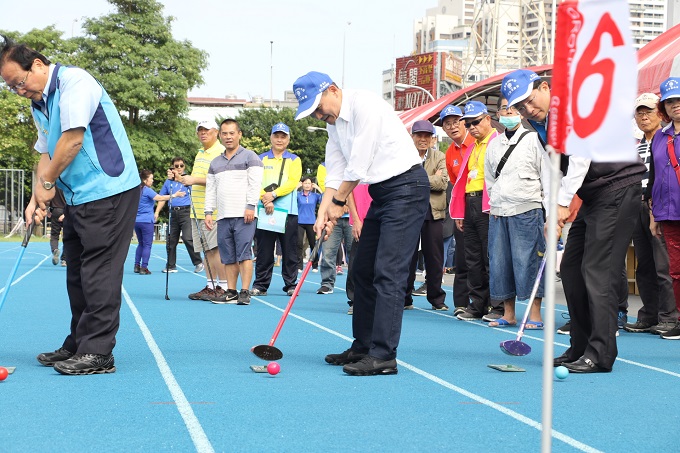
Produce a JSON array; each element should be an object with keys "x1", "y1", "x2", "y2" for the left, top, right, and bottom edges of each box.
[
  {"x1": 406, "y1": 217, "x2": 446, "y2": 308},
  {"x1": 463, "y1": 195, "x2": 501, "y2": 314},
  {"x1": 561, "y1": 184, "x2": 640, "y2": 369},
  {"x1": 254, "y1": 215, "x2": 298, "y2": 291},
  {"x1": 62, "y1": 187, "x2": 138, "y2": 355},
  {"x1": 661, "y1": 221, "x2": 680, "y2": 313},
  {"x1": 351, "y1": 165, "x2": 429, "y2": 360},
  {"x1": 166, "y1": 206, "x2": 202, "y2": 268},
  {"x1": 297, "y1": 224, "x2": 318, "y2": 269},
  {"x1": 134, "y1": 222, "x2": 154, "y2": 268},
  {"x1": 632, "y1": 201, "x2": 678, "y2": 323},
  {"x1": 50, "y1": 207, "x2": 65, "y2": 261},
  {"x1": 452, "y1": 224, "x2": 469, "y2": 308}
]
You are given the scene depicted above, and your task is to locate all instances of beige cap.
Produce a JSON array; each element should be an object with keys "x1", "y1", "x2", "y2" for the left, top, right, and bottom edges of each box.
[{"x1": 634, "y1": 93, "x2": 659, "y2": 110}]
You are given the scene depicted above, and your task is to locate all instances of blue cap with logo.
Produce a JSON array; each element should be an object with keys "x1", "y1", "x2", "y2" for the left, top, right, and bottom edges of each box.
[
  {"x1": 439, "y1": 105, "x2": 463, "y2": 121},
  {"x1": 271, "y1": 122, "x2": 290, "y2": 135},
  {"x1": 660, "y1": 77, "x2": 680, "y2": 102},
  {"x1": 293, "y1": 71, "x2": 334, "y2": 120},
  {"x1": 462, "y1": 101, "x2": 488, "y2": 119},
  {"x1": 411, "y1": 120, "x2": 436, "y2": 135},
  {"x1": 501, "y1": 69, "x2": 541, "y2": 107}
]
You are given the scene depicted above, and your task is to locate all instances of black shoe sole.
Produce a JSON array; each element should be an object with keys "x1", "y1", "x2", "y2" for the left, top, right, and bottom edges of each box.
[
  {"x1": 54, "y1": 365, "x2": 116, "y2": 375},
  {"x1": 343, "y1": 367, "x2": 398, "y2": 376}
]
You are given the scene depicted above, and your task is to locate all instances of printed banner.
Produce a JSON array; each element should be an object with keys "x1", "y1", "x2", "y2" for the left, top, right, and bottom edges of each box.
[{"x1": 549, "y1": 0, "x2": 638, "y2": 162}]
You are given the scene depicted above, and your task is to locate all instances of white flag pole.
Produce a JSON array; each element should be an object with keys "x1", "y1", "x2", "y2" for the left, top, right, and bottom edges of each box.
[{"x1": 541, "y1": 146, "x2": 561, "y2": 452}]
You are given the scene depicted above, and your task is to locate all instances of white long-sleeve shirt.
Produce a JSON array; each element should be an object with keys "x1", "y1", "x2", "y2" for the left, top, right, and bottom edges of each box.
[{"x1": 324, "y1": 89, "x2": 421, "y2": 189}]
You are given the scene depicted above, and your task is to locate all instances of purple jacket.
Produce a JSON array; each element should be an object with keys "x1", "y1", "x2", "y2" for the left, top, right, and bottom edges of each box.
[{"x1": 650, "y1": 125, "x2": 680, "y2": 221}]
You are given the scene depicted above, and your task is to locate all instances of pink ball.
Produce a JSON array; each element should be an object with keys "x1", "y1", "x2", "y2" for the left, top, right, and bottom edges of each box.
[{"x1": 267, "y1": 362, "x2": 280, "y2": 375}]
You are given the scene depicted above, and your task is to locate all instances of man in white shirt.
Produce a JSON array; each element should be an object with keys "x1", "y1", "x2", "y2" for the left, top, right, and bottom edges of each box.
[{"x1": 293, "y1": 71, "x2": 429, "y2": 376}]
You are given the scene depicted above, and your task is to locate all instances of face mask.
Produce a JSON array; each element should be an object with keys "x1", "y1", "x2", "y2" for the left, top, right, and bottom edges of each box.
[{"x1": 499, "y1": 115, "x2": 521, "y2": 129}]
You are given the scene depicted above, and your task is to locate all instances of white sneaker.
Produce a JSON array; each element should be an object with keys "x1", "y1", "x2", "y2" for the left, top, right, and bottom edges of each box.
[{"x1": 194, "y1": 263, "x2": 204, "y2": 273}]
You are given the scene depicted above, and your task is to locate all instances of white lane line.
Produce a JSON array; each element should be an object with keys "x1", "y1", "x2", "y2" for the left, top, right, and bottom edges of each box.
[
  {"x1": 253, "y1": 297, "x2": 602, "y2": 453},
  {"x1": 0, "y1": 253, "x2": 50, "y2": 295},
  {"x1": 413, "y1": 307, "x2": 680, "y2": 378},
  {"x1": 122, "y1": 286, "x2": 215, "y2": 453}
]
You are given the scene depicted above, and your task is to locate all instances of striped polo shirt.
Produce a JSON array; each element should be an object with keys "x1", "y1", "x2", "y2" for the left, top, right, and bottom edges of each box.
[{"x1": 190, "y1": 140, "x2": 225, "y2": 219}]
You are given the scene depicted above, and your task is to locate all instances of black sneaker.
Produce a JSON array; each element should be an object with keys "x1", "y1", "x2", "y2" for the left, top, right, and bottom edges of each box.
[
  {"x1": 343, "y1": 356, "x2": 398, "y2": 376},
  {"x1": 52, "y1": 249, "x2": 59, "y2": 266},
  {"x1": 456, "y1": 308, "x2": 482, "y2": 320},
  {"x1": 325, "y1": 348, "x2": 367, "y2": 365},
  {"x1": 237, "y1": 289, "x2": 251, "y2": 305},
  {"x1": 412, "y1": 283, "x2": 427, "y2": 297},
  {"x1": 211, "y1": 289, "x2": 238, "y2": 304},
  {"x1": 450, "y1": 307, "x2": 463, "y2": 316},
  {"x1": 432, "y1": 304, "x2": 449, "y2": 311},
  {"x1": 188, "y1": 286, "x2": 215, "y2": 300},
  {"x1": 651, "y1": 321, "x2": 676, "y2": 335},
  {"x1": 53, "y1": 353, "x2": 116, "y2": 375},
  {"x1": 317, "y1": 285, "x2": 334, "y2": 295},
  {"x1": 37, "y1": 347, "x2": 74, "y2": 366},
  {"x1": 482, "y1": 312, "x2": 503, "y2": 322},
  {"x1": 202, "y1": 285, "x2": 225, "y2": 301},
  {"x1": 134, "y1": 265, "x2": 141, "y2": 274},
  {"x1": 661, "y1": 321, "x2": 680, "y2": 340},
  {"x1": 557, "y1": 321, "x2": 571, "y2": 335},
  {"x1": 617, "y1": 311, "x2": 628, "y2": 329},
  {"x1": 624, "y1": 320, "x2": 654, "y2": 333}
]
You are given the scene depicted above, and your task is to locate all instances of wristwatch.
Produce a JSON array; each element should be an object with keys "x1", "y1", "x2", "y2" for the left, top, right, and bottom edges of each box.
[
  {"x1": 40, "y1": 177, "x2": 55, "y2": 190},
  {"x1": 271, "y1": 192, "x2": 278, "y2": 199},
  {"x1": 331, "y1": 196, "x2": 346, "y2": 207}
]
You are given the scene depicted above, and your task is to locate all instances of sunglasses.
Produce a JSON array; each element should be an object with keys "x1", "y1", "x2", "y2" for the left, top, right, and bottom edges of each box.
[
  {"x1": 174, "y1": 164, "x2": 185, "y2": 168},
  {"x1": 464, "y1": 117, "x2": 484, "y2": 129}
]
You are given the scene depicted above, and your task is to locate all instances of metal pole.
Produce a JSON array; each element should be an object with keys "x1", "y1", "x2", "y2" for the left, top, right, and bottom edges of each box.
[
  {"x1": 540, "y1": 146, "x2": 561, "y2": 452},
  {"x1": 270, "y1": 40, "x2": 274, "y2": 108},
  {"x1": 550, "y1": 0, "x2": 557, "y2": 64}
]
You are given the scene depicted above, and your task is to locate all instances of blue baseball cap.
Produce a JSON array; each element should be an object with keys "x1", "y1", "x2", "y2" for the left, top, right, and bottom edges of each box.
[
  {"x1": 461, "y1": 101, "x2": 488, "y2": 119},
  {"x1": 439, "y1": 105, "x2": 463, "y2": 121},
  {"x1": 271, "y1": 122, "x2": 290, "y2": 135},
  {"x1": 660, "y1": 77, "x2": 680, "y2": 102},
  {"x1": 293, "y1": 71, "x2": 334, "y2": 120},
  {"x1": 501, "y1": 69, "x2": 541, "y2": 107},
  {"x1": 411, "y1": 120, "x2": 436, "y2": 135}
]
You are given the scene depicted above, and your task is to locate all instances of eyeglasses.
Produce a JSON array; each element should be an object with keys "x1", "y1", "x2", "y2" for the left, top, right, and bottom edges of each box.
[
  {"x1": 516, "y1": 94, "x2": 537, "y2": 114},
  {"x1": 498, "y1": 105, "x2": 518, "y2": 114},
  {"x1": 173, "y1": 164, "x2": 185, "y2": 168},
  {"x1": 464, "y1": 117, "x2": 484, "y2": 129},
  {"x1": 634, "y1": 109, "x2": 657, "y2": 119},
  {"x1": 442, "y1": 119, "x2": 461, "y2": 128},
  {"x1": 7, "y1": 68, "x2": 31, "y2": 93}
]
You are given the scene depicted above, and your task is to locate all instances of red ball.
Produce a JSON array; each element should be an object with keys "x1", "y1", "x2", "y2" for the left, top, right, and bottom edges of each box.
[
  {"x1": 267, "y1": 362, "x2": 280, "y2": 375},
  {"x1": 0, "y1": 367, "x2": 8, "y2": 381}
]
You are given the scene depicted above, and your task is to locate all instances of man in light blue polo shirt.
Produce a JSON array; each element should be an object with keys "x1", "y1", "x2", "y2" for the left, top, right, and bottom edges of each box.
[{"x1": 0, "y1": 35, "x2": 140, "y2": 375}]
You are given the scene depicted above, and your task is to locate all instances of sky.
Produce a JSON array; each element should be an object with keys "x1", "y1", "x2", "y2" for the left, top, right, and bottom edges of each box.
[{"x1": 0, "y1": 0, "x2": 430, "y2": 100}]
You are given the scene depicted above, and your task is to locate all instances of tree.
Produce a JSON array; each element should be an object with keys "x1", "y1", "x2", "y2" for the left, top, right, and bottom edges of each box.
[
  {"x1": 232, "y1": 107, "x2": 328, "y2": 177},
  {"x1": 77, "y1": 0, "x2": 208, "y2": 176}
]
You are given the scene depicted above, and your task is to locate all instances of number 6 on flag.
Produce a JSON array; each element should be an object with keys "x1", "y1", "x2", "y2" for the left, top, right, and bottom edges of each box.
[{"x1": 549, "y1": 0, "x2": 638, "y2": 163}]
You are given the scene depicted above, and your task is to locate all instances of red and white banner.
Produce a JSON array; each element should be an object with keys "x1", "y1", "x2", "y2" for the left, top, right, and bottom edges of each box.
[{"x1": 549, "y1": 0, "x2": 638, "y2": 162}]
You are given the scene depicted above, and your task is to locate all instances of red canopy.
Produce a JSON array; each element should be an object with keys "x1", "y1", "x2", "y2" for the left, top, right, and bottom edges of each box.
[
  {"x1": 399, "y1": 23, "x2": 680, "y2": 128},
  {"x1": 636, "y1": 22, "x2": 680, "y2": 95}
]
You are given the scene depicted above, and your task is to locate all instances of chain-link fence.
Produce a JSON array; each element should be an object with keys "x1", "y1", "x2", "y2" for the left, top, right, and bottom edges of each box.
[{"x1": 0, "y1": 169, "x2": 25, "y2": 237}]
